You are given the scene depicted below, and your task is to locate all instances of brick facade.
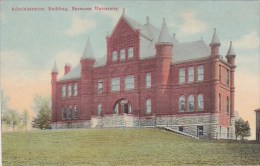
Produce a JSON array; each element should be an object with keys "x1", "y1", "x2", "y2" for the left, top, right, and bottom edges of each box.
[{"x1": 50, "y1": 14, "x2": 236, "y2": 139}]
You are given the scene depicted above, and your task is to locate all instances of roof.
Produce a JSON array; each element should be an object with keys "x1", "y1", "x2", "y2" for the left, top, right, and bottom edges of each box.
[
  {"x1": 59, "y1": 14, "x2": 211, "y2": 81},
  {"x1": 52, "y1": 61, "x2": 58, "y2": 73},
  {"x1": 157, "y1": 18, "x2": 173, "y2": 45},
  {"x1": 226, "y1": 41, "x2": 236, "y2": 56},
  {"x1": 82, "y1": 36, "x2": 94, "y2": 59},
  {"x1": 210, "y1": 28, "x2": 220, "y2": 45}
]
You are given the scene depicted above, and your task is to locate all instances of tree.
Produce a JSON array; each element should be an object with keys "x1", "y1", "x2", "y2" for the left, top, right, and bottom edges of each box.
[
  {"x1": 21, "y1": 110, "x2": 29, "y2": 130},
  {"x1": 235, "y1": 118, "x2": 251, "y2": 140},
  {"x1": 31, "y1": 96, "x2": 51, "y2": 130},
  {"x1": 2, "y1": 110, "x2": 20, "y2": 131}
]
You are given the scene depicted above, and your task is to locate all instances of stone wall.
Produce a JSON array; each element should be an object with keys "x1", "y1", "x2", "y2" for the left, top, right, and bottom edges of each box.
[{"x1": 51, "y1": 120, "x2": 91, "y2": 129}]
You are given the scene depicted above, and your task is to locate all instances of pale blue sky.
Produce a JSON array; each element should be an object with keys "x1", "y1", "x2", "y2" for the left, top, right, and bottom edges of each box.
[{"x1": 0, "y1": 1, "x2": 259, "y2": 138}]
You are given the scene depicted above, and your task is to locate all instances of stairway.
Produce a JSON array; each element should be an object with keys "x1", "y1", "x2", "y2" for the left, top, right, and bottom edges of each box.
[{"x1": 163, "y1": 126, "x2": 199, "y2": 139}]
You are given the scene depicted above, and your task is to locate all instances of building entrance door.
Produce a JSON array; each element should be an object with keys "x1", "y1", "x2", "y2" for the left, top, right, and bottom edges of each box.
[{"x1": 113, "y1": 99, "x2": 132, "y2": 114}]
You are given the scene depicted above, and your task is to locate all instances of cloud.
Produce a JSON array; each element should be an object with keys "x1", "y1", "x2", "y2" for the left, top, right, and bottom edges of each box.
[
  {"x1": 170, "y1": 11, "x2": 207, "y2": 38},
  {"x1": 51, "y1": 49, "x2": 81, "y2": 73},
  {"x1": 233, "y1": 31, "x2": 259, "y2": 49},
  {"x1": 65, "y1": 16, "x2": 96, "y2": 36}
]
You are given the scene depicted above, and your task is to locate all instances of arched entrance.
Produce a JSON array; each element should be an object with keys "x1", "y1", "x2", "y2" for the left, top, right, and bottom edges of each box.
[{"x1": 113, "y1": 99, "x2": 132, "y2": 114}]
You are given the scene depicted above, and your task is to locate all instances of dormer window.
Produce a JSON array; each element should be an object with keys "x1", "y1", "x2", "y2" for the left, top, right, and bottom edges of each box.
[
  {"x1": 120, "y1": 49, "x2": 125, "y2": 61},
  {"x1": 112, "y1": 51, "x2": 117, "y2": 62},
  {"x1": 128, "y1": 47, "x2": 133, "y2": 59}
]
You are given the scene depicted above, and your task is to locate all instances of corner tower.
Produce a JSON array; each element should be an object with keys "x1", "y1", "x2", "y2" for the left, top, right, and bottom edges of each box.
[
  {"x1": 80, "y1": 36, "x2": 95, "y2": 120},
  {"x1": 51, "y1": 61, "x2": 58, "y2": 122},
  {"x1": 155, "y1": 18, "x2": 173, "y2": 115}
]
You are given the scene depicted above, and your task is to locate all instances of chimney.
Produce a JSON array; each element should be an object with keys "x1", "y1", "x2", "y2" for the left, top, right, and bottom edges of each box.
[{"x1": 64, "y1": 63, "x2": 71, "y2": 75}]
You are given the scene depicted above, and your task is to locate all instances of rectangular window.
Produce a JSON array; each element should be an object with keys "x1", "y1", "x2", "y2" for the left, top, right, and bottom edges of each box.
[
  {"x1": 197, "y1": 65, "x2": 204, "y2": 81},
  {"x1": 62, "y1": 85, "x2": 66, "y2": 97},
  {"x1": 120, "y1": 49, "x2": 125, "y2": 61},
  {"x1": 73, "y1": 83, "x2": 78, "y2": 96},
  {"x1": 146, "y1": 73, "x2": 151, "y2": 88},
  {"x1": 226, "y1": 69, "x2": 230, "y2": 86},
  {"x1": 179, "y1": 68, "x2": 185, "y2": 83},
  {"x1": 98, "y1": 80, "x2": 103, "y2": 93},
  {"x1": 146, "y1": 99, "x2": 151, "y2": 114},
  {"x1": 111, "y1": 78, "x2": 120, "y2": 92},
  {"x1": 112, "y1": 51, "x2": 117, "y2": 62},
  {"x1": 179, "y1": 126, "x2": 184, "y2": 132},
  {"x1": 188, "y1": 67, "x2": 194, "y2": 82},
  {"x1": 68, "y1": 84, "x2": 72, "y2": 97},
  {"x1": 197, "y1": 126, "x2": 204, "y2": 137},
  {"x1": 125, "y1": 76, "x2": 134, "y2": 90},
  {"x1": 128, "y1": 47, "x2": 133, "y2": 59}
]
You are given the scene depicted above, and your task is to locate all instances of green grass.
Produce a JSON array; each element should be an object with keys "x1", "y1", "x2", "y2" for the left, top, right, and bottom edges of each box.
[{"x1": 2, "y1": 128, "x2": 260, "y2": 166}]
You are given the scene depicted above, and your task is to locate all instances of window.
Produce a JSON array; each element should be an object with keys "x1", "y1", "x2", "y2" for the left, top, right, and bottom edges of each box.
[
  {"x1": 197, "y1": 65, "x2": 204, "y2": 81},
  {"x1": 98, "y1": 80, "x2": 103, "y2": 93},
  {"x1": 120, "y1": 49, "x2": 125, "y2": 61},
  {"x1": 111, "y1": 78, "x2": 120, "y2": 92},
  {"x1": 198, "y1": 94, "x2": 204, "y2": 111},
  {"x1": 73, "y1": 83, "x2": 78, "y2": 96},
  {"x1": 188, "y1": 67, "x2": 194, "y2": 82},
  {"x1": 146, "y1": 73, "x2": 151, "y2": 88},
  {"x1": 62, "y1": 85, "x2": 66, "y2": 97},
  {"x1": 146, "y1": 98, "x2": 151, "y2": 114},
  {"x1": 62, "y1": 107, "x2": 66, "y2": 120},
  {"x1": 112, "y1": 51, "x2": 117, "y2": 62},
  {"x1": 227, "y1": 127, "x2": 229, "y2": 138},
  {"x1": 97, "y1": 103, "x2": 102, "y2": 116},
  {"x1": 179, "y1": 126, "x2": 184, "y2": 132},
  {"x1": 179, "y1": 95, "x2": 185, "y2": 112},
  {"x1": 73, "y1": 105, "x2": 78, "y2": 119},
  {"x1": 179, "y1": 68, "x2": 185, "y2": 83},
  {"x1": 226, "y1": 97, "x2": 229, "y2": 114},
  {"x1": 68, "y1": 84, "x2": 72, "y2": 97},
  {"x1": 226, "y1": 69, "x2": 230, "y2": 86},
  {"x1": 128, "y1": 47, "x2": 133, "y2": 59},
  {"x1": 197, "y1": 126, "x2": 203, "y2": 136},
  {"x1": 219, "y1": 93, "x2": 221, "y2": 112},
  {"x1": 188, "y1": 94, "x2": 194, "y2": 112},
  {"x1": 67, "y1": 107, "x2": 72, "y2": 119},
  {"x1": 125, "y1": 76, "x2": 134, "y2": 90}
]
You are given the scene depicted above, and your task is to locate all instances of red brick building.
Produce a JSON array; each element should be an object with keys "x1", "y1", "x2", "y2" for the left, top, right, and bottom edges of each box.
[{"x1": 51, "y1": 12, "x2": 237, "y2": 139}]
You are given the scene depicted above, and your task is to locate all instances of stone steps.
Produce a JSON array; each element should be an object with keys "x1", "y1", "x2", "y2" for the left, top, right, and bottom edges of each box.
[{"x1": 163, "y1": 126, "x2": 199, "y2": 139}]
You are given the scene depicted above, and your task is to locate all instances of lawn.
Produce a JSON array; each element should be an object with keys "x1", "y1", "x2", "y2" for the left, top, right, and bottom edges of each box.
[{"x1": 2, "y1": 128, "x2": 260, "y2": 166}]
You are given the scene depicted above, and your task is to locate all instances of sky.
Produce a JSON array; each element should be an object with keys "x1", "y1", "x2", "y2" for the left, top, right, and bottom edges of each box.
[{"x1": 0, "y1": 1, "x2": 259, "y2": 139}]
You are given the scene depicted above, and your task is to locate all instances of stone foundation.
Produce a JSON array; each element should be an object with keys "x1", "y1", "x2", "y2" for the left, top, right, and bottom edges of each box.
[{"x1": 51, "y1": 120, "x2": 91, "y2": 129}]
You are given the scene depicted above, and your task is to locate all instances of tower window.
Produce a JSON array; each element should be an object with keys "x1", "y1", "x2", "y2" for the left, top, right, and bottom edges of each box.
[
  {"x1": 226, "y1": 69, "x2": 230, "y2": 86},
  {"x1": 128, "y1": 47, "x2": 133, "y2": 59},
  {"x1": 120, "y1": 49, "x2": 126, "y2": 61},
  {"x1": 112, "y1": 51, "x2": 117, "y2": 62}
]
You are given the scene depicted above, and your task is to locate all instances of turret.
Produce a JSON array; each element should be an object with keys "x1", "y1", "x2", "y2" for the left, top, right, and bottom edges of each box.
[
  {"x1": 80, "y1": 36, "x2": 95, "y2": 120},
  {"x1": 51, "y1": 61, "x2": 58, "y2": 122},
  {"x1": 155, "y1": 18, "x2": 173, "y2": 115},
  {"x1": 209, "y1": 28, "x2": 220, "y2": 56},
  {"x1": 226, "y1": 41, "x2": 236, "y2": 65}
]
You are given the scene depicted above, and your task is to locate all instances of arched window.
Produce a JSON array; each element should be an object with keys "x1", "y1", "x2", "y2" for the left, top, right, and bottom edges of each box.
[
  {"x1": 146, "y1": 98, "x2": 151, "y2": 114},
  {"x1": 62, "y1": 107, "x2": 66, "y2": 120},
  {"x1": 179, "y1": 95, "x2": 185, "y2": 112},
  {"x1": 120, "y1": 49, "x2": 125, "y2": 61},
  {"x1": 219, "y1": 93, "x2": 221, "y2": 112},
  {"x1": 226, "y1": 97, "x2": 229, "y2": 114},
  {"x1": 198, "y1": 94, "x2": 204, "y2": 111},
  {"x1": 112, "y1": 51, "x2": 117, "y2": 62},
  {"x1": 67, "y1": 106, "x2": 72, "y2": 119},
  {"x1": 128, "y1": 47, "x2": 133, "y2": 59},
  {"x1": 97, "y1": 103, "x2": 102, "y2": 116},
  {"x1": 68, "y1": 84, "x2": 72, "y2": 97},
  {"x1": 188, "y1": 94, "x2": 194, "y2": 112},
  {"x1": 62, "y1": 85, "x2": 66, "y2": 97},
  {"x1": 74, "y1": 83, "x2": 78, "y2": 96},
  {"x1": 73, "y1": 105, "x2": 78, "y2": 119}
]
